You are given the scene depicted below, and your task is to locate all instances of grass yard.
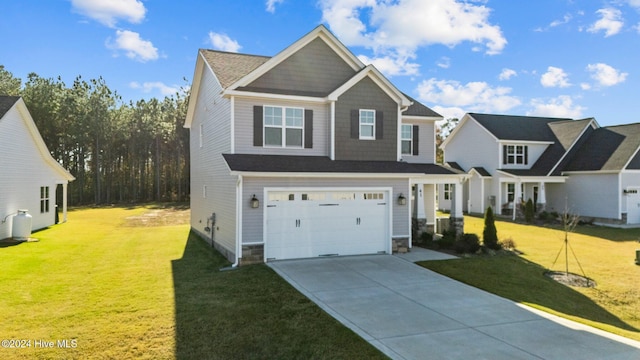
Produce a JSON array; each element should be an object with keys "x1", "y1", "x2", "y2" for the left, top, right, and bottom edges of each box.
[
  {"x1": 420, "y1": 215, "x2": 640, "y2": 341},
  {"x1": 0, "y1": 205, "x2": 386, "y2": 360}
]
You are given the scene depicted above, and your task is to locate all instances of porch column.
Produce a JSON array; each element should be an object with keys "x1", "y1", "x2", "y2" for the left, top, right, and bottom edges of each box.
[
  {"x1": 513, "y1": 181, "x2": 522, "y2": 221},
  {"x1": 415, "y1": 183, "x2": 425, "y2": 219},
  {"x1": 62, "y1": 182, "x2": 68, "y2": 223},
  {"x1": 450, "y1": 182, "x2": 464, "y2": 236},
  {"x1": 539, "y1": 182, "x2": 546, "y2": 211}
]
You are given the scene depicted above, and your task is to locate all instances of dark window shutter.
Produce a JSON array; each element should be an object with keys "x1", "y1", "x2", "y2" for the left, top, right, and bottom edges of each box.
[
  {"x1": 412, "y1": 125, "x2": 419, "y2": 155},
  {"x1": 503, "y1": 145, "x2": 507, "y2": 164},
  {"x1": 350, "y1": 110, "x2": 358, "y2": 139},
  {"x1": 304, "y1": 109, "x2": 313, "y2": 149},
  {"x1": 253, "y1": 106, "x2": 263, "y2": 147},
  {"x1": 524, "y1": 146, "x2": 528, "y2": 165},
  {"x1": 375, "y1": 110, "x2": 383, "y2": 139}
]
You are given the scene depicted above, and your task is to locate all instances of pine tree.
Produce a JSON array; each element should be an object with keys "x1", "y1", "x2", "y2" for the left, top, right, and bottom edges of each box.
[
  {"x1": 483, "y1": 206, "x2": 500, "y2": 250},
  {"x1": 525, "y1": 198, "x2": 535, "y2": 223}
]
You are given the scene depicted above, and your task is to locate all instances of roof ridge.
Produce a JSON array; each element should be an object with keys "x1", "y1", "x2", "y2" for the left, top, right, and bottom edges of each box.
[{"x1": 199, "y1": 48, "x2": 271, "y2": 59}]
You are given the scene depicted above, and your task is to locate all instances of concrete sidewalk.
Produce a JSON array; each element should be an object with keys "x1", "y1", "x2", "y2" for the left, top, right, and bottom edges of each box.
[{"x1": 269, "y1": 250, "x2": 640, "y2": 360}]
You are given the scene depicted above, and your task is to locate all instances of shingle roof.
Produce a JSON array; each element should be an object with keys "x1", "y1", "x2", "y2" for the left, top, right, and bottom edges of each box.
[
  {"x1": 403, "y1": 94, "x2": 441, "y2": 118},
  {"x1": 470, "y1": 113, "x2": 572, "y2": 141},
  {"x1": 471, "y1": 167, "x2": 491, "y2": 177},
  {"x1": 200, "y1": 49, "x2": 270, "y2": 88},
  {"x1": 564, "y1": 123, "x2": 640, "y2": 171},
  {"x1": 0, "y1": 96, "x2": 20, "y2": 119},
  {"x1": 223, "y1": 154, "x2": 463, "y2": 175}
]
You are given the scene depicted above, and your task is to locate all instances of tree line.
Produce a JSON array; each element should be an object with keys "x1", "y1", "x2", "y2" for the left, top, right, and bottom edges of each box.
[{"x1": 1, "y1": 65, "x2": 190, "y2": 206}]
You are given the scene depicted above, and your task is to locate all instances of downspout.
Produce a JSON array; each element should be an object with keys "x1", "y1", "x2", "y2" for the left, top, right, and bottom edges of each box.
[{"x1": 232, "y1": 174, "x2": 243, "y2": 268}]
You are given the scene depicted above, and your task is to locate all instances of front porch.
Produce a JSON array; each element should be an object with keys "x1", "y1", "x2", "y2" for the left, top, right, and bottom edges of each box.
[
  {"x1": 412, "y1": 179, "x2": 465, "y2": 240},
  {"x1": 496, "y1": 172, "x2": 566, "y2": 220}
]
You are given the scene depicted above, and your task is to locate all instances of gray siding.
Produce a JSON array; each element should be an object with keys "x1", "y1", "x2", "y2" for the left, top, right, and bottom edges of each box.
[
  {"x1": 548, "y1": 173, "x2": 620, "y2": 219},
  {"x1": 402, "y1": 120, "x2": 436, "y2": 163},
  {"x1": 190, "y1": 68, "x2": 237, "y2": 260},
  {"x1": 335, "y1": 77, "x2": 398, "y2": 161},
  {"x1": 0, "y1": 105, "x2": 65, "y2": 239},
  {"x1": 234, "y1": 97, "x2": 329, "y2": 156},
  {"x1": 241, "y1": 177, "x2": 410, "y2": 244},
  {"x1": 247, "y1": 38, "x2": 356, "y2": 95}
]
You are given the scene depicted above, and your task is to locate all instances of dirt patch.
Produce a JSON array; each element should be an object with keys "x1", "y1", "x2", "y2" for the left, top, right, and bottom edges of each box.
[
  {"x1": 125, "y1": 207, "x2": 190, "y2": 227},
  {"x1": 545, "y1": 271, "x2": 596, "y2": 288}
]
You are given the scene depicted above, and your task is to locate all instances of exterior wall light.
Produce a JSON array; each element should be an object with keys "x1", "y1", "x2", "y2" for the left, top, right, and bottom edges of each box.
[
  {"x1": 398, "y1": 193, "x2": 407, "y2": 205},
  {"x1": 250, "y1": 194, "x2": 260, "y2": 208}
]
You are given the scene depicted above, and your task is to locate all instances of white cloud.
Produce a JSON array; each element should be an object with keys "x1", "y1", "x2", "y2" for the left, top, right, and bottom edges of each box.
[
  {"x1": 432, "y1": 106, "x2": 466, "y2": 121},
  {"x1": 437, "y1": 57, "x2": 451, "y2": 69},
  {"x1": 416, "y1": 78, "x2": 521, "y2": 114},
  {"x1": 208, "y1": 32, "x2": 242, "y2": 53},
  {"x1": 358, "y1": 53, "x2": 419, "y2": 76},
  {"x1": 319, "y1": 0, "x2": 506, "y2": 77},
  {"x1": 580, "y1": 83, "x2": 592, "y2": 90},
  {"x1": 588, "y1": 8, "x2": 623, "y2": 37},
  {"x1": 108, "y1": 30, "x2": 159, "y2": 62},
  {"x1": 498, "y1": 68, "x2": 516, "y2": 81},
  {"x1": 266, "y1": 0, "x2": 284, "y2": 13},
  {"x1": 586, "y1": 63, "x2": 628, "y2": 86},
  {"x1": 540, "y1": 66, "x2": 571, "y2": 88},
  {"x1": 528, "y1": 95, "x2": 585, "y2": 118},
  {"x1": 550, "y1": 14, "x2": 572, "y2": 28},
  {"x1": 71, "y1": 0, "x2": 145, "y2": 28},
  {"x1": 130, "y1": 81, "x2": 179, "y2": 96}
]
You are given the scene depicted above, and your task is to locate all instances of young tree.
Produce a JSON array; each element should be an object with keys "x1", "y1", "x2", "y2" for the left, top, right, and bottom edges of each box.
[
  {"x1": 525, "y1": 198, "x2": 535, "y2": 223},
  {"x1": 483, "y1": 206, "x2": 501, "y2": 250}
]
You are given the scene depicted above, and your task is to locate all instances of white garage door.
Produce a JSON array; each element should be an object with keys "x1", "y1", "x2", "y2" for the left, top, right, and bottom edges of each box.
[
  {"x1": 626, "y1": 189, "x2": 640, "y2": 224},
  {"x1": 265, "y1": 189, "x2": 390, "y2": 260}
]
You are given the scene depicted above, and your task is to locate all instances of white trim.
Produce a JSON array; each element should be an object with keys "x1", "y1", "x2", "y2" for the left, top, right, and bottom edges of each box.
[
  {"x1": 229, "y1": 96, "x2": 235, "y2": 153},
  {"x1": 222, "y1": 89, "x2": 328, "y2": 103},
  {"x1": 263, "y1": 105, "x2": 305, "y2": 148},
  {"x1": 498, "y1": 140, "x2": 554, "y2": 146},
  {"x1": 359, "y1": 109, "x2": 376, "y2": 140},
  {"x1": 327, "y1": 65, "x2": 411, "y2": 107},
  {"x1": 407, "y1": 178, "x2": 412, "y2": 247},
  {"x1": 402, "y1": 115, "x2": 442, "y2": 122},
  {"x1": 233, "y1": 175, "x2": 243, "y2": 268},
  {"x1": 242, "y1": 241, "x2": 264, "y2": 246},
  {"x1": 562, "y1": 170, "x2": 621, "y2": 175},
  {"x1": 400, "y1": 123, "x2": 413, "y2": 157},
  {"x1": 232, "y1": 170, "x2": 466, "y2": 181},
  {"x1": 618, "y1": 172, "x2": 623, "y2": 221},
  {"x1": 330, "y1": 101, "x2": 336, "y2": 160}
]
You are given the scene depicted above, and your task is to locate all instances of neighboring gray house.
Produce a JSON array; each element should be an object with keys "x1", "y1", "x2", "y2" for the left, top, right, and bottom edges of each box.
[
  {"x1": 184, "y1": 25, "x2": 464, "y2": 265},
  {"x1": 0, "y1": 96, "x2": 75, "y2": 240},
  {"x1": 441, "y1": 112, "x2": 640, "y2": 226}
]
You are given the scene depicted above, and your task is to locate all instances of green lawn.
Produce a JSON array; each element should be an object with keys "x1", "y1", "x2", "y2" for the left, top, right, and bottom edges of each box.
[
  {"x1": 0, "y1": 205, "x2": 386, "y2": 360},
  {"x1": 420, "y1": 215, "x2": 640, "y2": 341}
]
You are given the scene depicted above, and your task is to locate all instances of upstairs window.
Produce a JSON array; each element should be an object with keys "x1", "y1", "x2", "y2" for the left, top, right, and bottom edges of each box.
[
  {"x1": 401, "y1": 124, "x2": 413, "y2": 155},
  {"x1": 504, "y1": 145, "x2": 528, "y2": 165},
  {"x1": 359, "y1": 109, "x2": 375, "y2": 140},
  {"x1": 264, "y1": 106, "x2": 304, "y2": 148}
]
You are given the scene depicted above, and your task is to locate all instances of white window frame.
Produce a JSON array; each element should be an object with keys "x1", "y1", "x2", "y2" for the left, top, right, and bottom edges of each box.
[
  {"x1": 507, "y1": 183, "x2": 515, "y2": 203},
  {"x1": 359, "y1": 109, "x2": 375, "y2": 140},
  {"x1": 443, "y1": 184, "x2": 452, "y2": 201},
  {"x1": 263, "y1": 106, "x2": 304, "y2": 148},
  {"x1": 506, "y1": 145, "x2": 527, "y2": 165},
  {"x1": 40, "y1": 186, "x2": 50, "y2": 213},
  {"x1": 401, "y1": 124, "x2": 412, "y2": 155}
]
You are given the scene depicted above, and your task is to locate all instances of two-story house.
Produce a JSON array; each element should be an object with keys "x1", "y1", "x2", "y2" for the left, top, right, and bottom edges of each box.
[
  {"x1": 442, "y1": 112, "x2": 640, "y2": 226},
  {"x1": 185, "y1": 25, "x2": 464, "y2": 265}
]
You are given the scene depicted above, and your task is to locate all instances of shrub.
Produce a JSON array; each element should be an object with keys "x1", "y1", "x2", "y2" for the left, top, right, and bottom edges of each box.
[
  {"x1": 524, "y1": 198, "x2": 535, "y2": 223},
  {"x1": 454, "y1": 233, "x2": 481, "y2": 254},
  {"x1": 438, "y1": 229, "x2": 457, "y2": 249},
  {"x1": 419, "y1": 231, "x2": 434, "y2": 247},
  {"x1": 500, "y1": 237, "x2": 517, "y2": 250},
  {"x1": 483, "y1": 206, "x2": 501, "y2": 250}
]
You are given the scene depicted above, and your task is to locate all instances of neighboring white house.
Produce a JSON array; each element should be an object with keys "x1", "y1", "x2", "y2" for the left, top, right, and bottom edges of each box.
[
  {"x1": 0, "y1": 96, "x2": 75, "y2": 239},
  {"x1": 441, "y1": 112, "x2": 640, "y2": 226},
  {"x1": 185, "y1": 25, "x2": 464, "y2": 265}
]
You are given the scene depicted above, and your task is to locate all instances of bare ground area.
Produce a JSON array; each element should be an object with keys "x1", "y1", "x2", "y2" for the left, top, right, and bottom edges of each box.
[
  {"x1": 125, "y1": 206, "x2": 190, "y2": 227},
  {"x1": 545, "y1": 271, "x2": 597, "y2": 288}
]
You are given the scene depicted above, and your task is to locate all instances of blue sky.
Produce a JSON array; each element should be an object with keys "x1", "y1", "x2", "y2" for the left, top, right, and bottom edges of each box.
[{"x1": 1, "y1": 0, "x2": 639, "y2": 126}]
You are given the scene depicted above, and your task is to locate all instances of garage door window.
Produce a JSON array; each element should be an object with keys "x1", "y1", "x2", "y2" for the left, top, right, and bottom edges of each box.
[
  {"x1": 334, "y1": 192, "x2": 356, "y2": 200},
  {"x1": 302, "y1": 193, "x2": 326, "y2": 201},
  {"x1": 364, "y1": 193, "x2": 384, "y2": 200},
  {"x1": 269, "y1": 193, "x2": 295, "y2": 201}
]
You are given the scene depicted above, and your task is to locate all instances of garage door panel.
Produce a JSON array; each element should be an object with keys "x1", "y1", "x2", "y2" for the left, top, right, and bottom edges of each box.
[{"x1": 265, "y1": 190, "x2": 390, "y2": 260}]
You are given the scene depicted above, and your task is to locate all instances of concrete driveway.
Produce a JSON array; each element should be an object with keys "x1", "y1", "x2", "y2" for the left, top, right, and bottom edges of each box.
[{"x1": 269, "y1": 249, "x2": 640, "y2": 360}]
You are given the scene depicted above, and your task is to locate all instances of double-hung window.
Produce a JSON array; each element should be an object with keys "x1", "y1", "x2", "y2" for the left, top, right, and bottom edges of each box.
[
  {"x1": 359, "y1": 109, "x2": 375, "y2": 140},
  {"x1": 40, "y1": 186, "x2": 50, "y2": 213},
  {"x1": 264, "y1": 106, "x2": 303, "y2": 147},
  {"x1": 443, "y1": 184, "x2": 453, "y2": 200},
  {"x1": 401, "y1": 124, "x2": 413, "y2": 155},
  {"x1": 504, "y1": 145, "x2": 528, "y2": 165}
]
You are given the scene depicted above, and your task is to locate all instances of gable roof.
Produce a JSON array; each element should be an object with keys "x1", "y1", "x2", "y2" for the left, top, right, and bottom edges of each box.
[
  {"x1": 200, "y1": 50, "x2": 270, "y2": 89},
  {"x1": 564, "y1": 123, "x2": 640, "y2": 172},
  {"x1": 469, "y1": 113, "x2": 572, "y2": 142},
  {"x1": 403, "y1": 94, "x2": 442, "y2": 118},
  {"x1": 0, "y1": 96, "x2": 74, "y2": 182}
]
